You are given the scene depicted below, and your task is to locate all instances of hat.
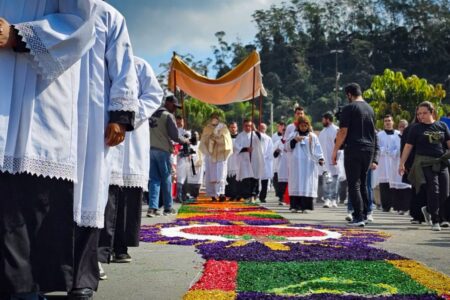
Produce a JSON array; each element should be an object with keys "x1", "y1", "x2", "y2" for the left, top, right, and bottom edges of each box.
[{"x1": 165, "y1": 94, "x2": 182, "y2": 108}]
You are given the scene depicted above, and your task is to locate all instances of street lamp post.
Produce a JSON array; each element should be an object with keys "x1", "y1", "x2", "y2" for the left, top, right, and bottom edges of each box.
[{"x1": 330, "y1": 49, "x2": 344, "y2": 111}]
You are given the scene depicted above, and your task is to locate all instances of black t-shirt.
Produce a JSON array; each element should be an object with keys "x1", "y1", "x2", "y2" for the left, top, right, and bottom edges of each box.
[
  {"x1": 339, "y1": 100, "x2": 376, "y2": 152},
  {"x1": 406, "y1": 121, "x2": 450, "y2": 158}
]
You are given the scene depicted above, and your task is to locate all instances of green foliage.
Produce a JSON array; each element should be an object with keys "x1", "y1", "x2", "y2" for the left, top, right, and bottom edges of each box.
[
  {"x1": 364, "y1": 69, "x2": 447, "y2": 129},
  {"x1": 183, "y1": 98, "x2": 225, "y2": 133}
]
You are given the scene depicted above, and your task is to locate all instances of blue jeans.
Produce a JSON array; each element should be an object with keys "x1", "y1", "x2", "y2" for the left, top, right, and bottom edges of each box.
[
  {"x1": 323, "y1": 175, "x2": 339, "y2": 201},
  {"x1": 348, "y1": 169, "x2": 374, "y2": 214},
  {"x1": 149, "y1": 149, "x2": 173, "y2": 210}
]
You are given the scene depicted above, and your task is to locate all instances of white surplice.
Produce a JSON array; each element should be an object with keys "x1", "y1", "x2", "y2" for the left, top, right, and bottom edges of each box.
[
  {"x1": 235, "y1": 131, "x2": 264, "y2": 181},
  {"x1": 109, "y1": 57, "x2": 163, "y2": 191},
  {"x1": 286, "y1": 131, "x2": 324, "y2": 197},
  {"x1": 374, "y1": 130, "x2": 409, "y2": 189},
  {"x1": 318, "y1": 124, "x2": 340, "y2": 176},
  {"x1": 74, "y1": 1, "x2": 139, "y2": 228},
  {"x1": 260, "y1": 132, "x2": 273, "y2": 180},
  {"x1": 227, "y1": 135, "x2": 239, "y2": 177},
  {"x1": 271, "y1": 133, "x2": 283, "y2": 176},
  {"x1": 0, "y1": 0, "x2": 96, "y2": 180},
  {"x1": 186, "y1": 143, "x2": 204, "y2": 185}
]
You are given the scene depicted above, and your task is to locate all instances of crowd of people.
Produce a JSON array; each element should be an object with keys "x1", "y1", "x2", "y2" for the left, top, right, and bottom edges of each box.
[
  {"x1": 1, "y1": 2, "x2": 449, "y2": 300},
  {"x1": 169, "y1": 83, "x2": 450, "y2": 234}
]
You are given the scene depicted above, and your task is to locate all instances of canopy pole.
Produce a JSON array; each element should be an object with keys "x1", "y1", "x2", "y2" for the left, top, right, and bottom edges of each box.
[
  {"x1": 259, "y1": 94, "x2": 263, "y2": 128},
  {"x1": 250, "y1": 66, "x2": 256, "y2": 161},
  {"x1": 181, "y1": 91, "x2": 186, "y2": 129}
]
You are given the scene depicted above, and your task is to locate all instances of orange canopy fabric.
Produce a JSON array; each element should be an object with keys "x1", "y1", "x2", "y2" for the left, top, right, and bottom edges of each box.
[{"x1": 168, "y1": 51, "x2": 267, "y2": 105}]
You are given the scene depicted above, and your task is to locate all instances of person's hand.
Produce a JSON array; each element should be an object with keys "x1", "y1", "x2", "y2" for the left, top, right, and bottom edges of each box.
[
  {"x1": 295, "y1": 135, "x2": 304, "y2": 142},
  {"x1": 398, "y1": 163, "x2": 406, "y2": 176},
  {"x1": 318, "y1": 159, "x2": 325, "y2": 166},
  {"x1": 331, "y1": 149, "x2": 338, "y2": 165},
  {"x1": 105, "y1": 123, "x2": 126, "y2": 146},
  {"x1": 0, "y1": 18, "x2": 16, "y2": 48},
  {"x1": 370, "y1": 163, "x2": 378, "y2": 170}
]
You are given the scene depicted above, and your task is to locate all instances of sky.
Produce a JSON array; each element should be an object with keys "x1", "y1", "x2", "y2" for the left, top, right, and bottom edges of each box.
[{"x1": 107, "y1": 0, "x2": 282, "y2": 77}]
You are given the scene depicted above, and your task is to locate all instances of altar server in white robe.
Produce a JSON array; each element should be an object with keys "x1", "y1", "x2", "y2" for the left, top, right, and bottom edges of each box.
[
  {"x1": 0, "y1": 1, "x2": 96, "y2": 298},
  {"x1": 175, "y1": 116, "x2": 189, "y2": 202},
  {"x1": 272, "y1": 121, "x2": 286, "y2": 201},
  {"x1": 98, "y1": 57, "x2": 162, "y2": 268},
  {"x1": 235, "y1": 120, "x2": 265, "y2": 203},
  {"x1": 73, "y1": 1, "x2": 139, "y2": 297},
  {"x1": 286, "y1": 116, "x2": 325, "y2": 213},
  {"x1": 186, "y1": 132, "x2": 204, "y2": 200},
  {"x1": 273, "y1": 137, "x2": 289, "y2": 205},
  {"x1": 258, "y1": 123, "x2": 273, "y2": 203},
  {"x1": 200, "y1": 113, "x2": 233, "y2": 202},
  {"x1": 374, "y1": 115, "x2": 401, "y2": 212},
  {"x1": 225, "y1": 121, "x2": 240, "y2": 200},
  {"x1": 318, "y1": 112, "x2": 340, "y2": 208}
]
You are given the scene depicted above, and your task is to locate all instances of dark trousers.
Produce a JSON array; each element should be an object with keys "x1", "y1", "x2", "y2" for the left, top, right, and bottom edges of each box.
[
  {"x1": 277, "y1": 181, "x2": 288, "y2": 201},
  {"x1": 379, "y1": 183, "x2": 393, "y2": 211},
  {"x1": 0, "y1": 172, "x2": 74, "y2": 296},
  {"x1": 225, "y1": 175, "x2": 239, "y2": 199},
  {"x1": 73, "y1": 226, "x2": 100, "y2": 291},
  {"x1": 338, "y1": 180, "x2": 348, "y2": 203},
  {"x1": 239, "y1": 178, "x2": 259, "y2": 199},
  {"x1": 344, "y1": 150, "x2": 373, "y2": 221},
  {"x1": 186, "y1": 183, "x2": 201, "y2": 198},
  {"x1": 423, "y1": 166, "x2": 449, "y2": 224},
  {"x1": 410, "y1": 186, "x2": 427, "y2": 222},
  {"x1": 391, "y1": 188, "x2": 411, "y2": 212},
  {"x1": 290, "y1": 196, "x2": 313, "y2": 211},
  {"x1": 99, "y1": 186, "x2": 143, "y2": 263},
  {"x1": 259, "y1": 179, "x2": 269, "y2": 202}
]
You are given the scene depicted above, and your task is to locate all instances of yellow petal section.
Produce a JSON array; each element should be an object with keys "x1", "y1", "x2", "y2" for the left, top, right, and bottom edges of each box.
[
  {"x1": 388, "y1": 259, "x2": 450, "y2": 295},
  {"x1": 264, "y1": 242, "x2": 291, "y2": 251},
  {"x1": 183, "y1": 290, "x2": 236, "y2": 300}
]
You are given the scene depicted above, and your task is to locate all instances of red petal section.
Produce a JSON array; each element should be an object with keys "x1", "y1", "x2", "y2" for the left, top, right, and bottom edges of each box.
[
  {"x1": 191, "y1": 260, "x2": 238, "y2": 291},
  {"x1": 182, "y1": 225, "x2": 326, "y2": 238}
]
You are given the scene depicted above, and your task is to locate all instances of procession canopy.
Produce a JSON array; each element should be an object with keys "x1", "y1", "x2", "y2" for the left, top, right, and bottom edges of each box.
[{"x1": 168, "y1": 51, "x2": 267, "y2": 105}]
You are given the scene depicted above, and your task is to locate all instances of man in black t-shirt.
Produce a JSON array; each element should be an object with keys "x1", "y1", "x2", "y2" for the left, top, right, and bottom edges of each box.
[{"x1": 332, "y1": 83, "x2": 377, "y2": 226}]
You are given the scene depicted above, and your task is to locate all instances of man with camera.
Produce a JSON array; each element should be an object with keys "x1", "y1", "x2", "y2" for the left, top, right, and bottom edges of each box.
[
  {"x1": 148, "y1": 95, "x2": 190, "y2": 217},
  {"x1": 200, "y1": 113, "x2": 233, "y2": 202},
  {"x1": 176, "y1": 129, "x2": 199, "y2": 202}
]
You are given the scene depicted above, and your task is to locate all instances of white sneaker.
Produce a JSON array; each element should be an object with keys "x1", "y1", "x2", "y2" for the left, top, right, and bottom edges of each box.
[
  {"x1": 323, "y1": 199, "x2": 331, "y2": 208},
  {"x1": 99, "y1": 262, "x2": 107, "y2": 280},
  {"x1": 366, "y1": 213, "x2": 374, "y2": 223},
  {"x1": 345, "y1": 213, "x2": 353, "y2": 222},
  {"x1": 344, "y1": 199, "x2": 348, "y2": 205},
  {"x1": 331, "y1": 200, "x2": 338, "y2": 208},
  {"x1": 432, "y1": 223, "x2": 442, "y2": 231},
  {"x1": 289, "y1": 208, "x2": 298, "y2": 213},
  {"x1": 440, "y1": 221, "x2": 450, "y2": 228},
  {"x1": 421, "y1": 206, "x2": 432, "y2": 225}
]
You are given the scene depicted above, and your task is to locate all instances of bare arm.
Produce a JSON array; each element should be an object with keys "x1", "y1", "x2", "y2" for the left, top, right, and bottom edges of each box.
[
  {"x1": 331, "y1": 128, "x2": 348, "y2": 165},
  {"x1": 398, "y1": 143, "x2": 413, "y2": 175}
]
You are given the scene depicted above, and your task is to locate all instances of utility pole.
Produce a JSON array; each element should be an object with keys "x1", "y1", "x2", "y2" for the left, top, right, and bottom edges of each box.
[{"x1": 330, "y1": 49, "x2": 343, "y2": 111}]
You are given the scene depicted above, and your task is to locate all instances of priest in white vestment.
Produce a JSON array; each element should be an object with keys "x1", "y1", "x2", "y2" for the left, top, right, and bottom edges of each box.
[
  {"x1": 272, "y1": 121, "x2": 286, "y2": 203},
  {"x1": 318, "y1": 112, "x2": 340, "y2": 208},
  {"x1": 235, "y1": 120, "x2": 265, "y2": 203},
  {"x1": 286, "y1": 117, "x2": 324, "y2": 212},
  {"x1": 73, "y1": 1, "x2": 140, "y2": 296},
  {"x1": 225, "y1": 121, "x2": 240, "y2": 200},
  {"x1": 374, "y1": 115, "x2": 401, "y2": 212},
  {"x1": 200, "y1": 113, "x2": 233, "y2": 202},
  {"x1": 258, "y1": 123, "x2": 273, "y2": 203},
  {"x1": 0, "y1": 1, "x2": 96, "y2": 298},
  {"x1": 98, "y1": 57, "x2": 162, "y2": 268}
]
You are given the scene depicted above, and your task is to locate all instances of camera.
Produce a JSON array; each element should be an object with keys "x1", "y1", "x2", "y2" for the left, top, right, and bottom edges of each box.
[
  {"x1": 180, "y1": 131, "x2": 198, "y2": 158},
  {"x1": 334, "y1": 105, "x2": 345, "y2": 121}
]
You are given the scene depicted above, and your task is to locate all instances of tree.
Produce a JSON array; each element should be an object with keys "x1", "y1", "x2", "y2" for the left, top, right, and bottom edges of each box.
[
  {"x1": 364, "y1": 69, "x2": 447, "y2": 129},
  {"x1": 183, "y1": 97, "x2": 225, "y2": 133}
]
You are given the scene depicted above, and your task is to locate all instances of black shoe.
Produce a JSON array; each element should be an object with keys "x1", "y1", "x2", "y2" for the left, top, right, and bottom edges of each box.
[
  {"x1": 219, "y1": 195, "x2": 226, "y2": 202},
  {"x1": 68, "y1": 288, "x2": 94, "y2": 300},
  {"x1": 112, "y1": 253, "x2": 132, "y2": 263},
  {"x1": 211, "y1": 197, "x2": 217, "y2": 202}
]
